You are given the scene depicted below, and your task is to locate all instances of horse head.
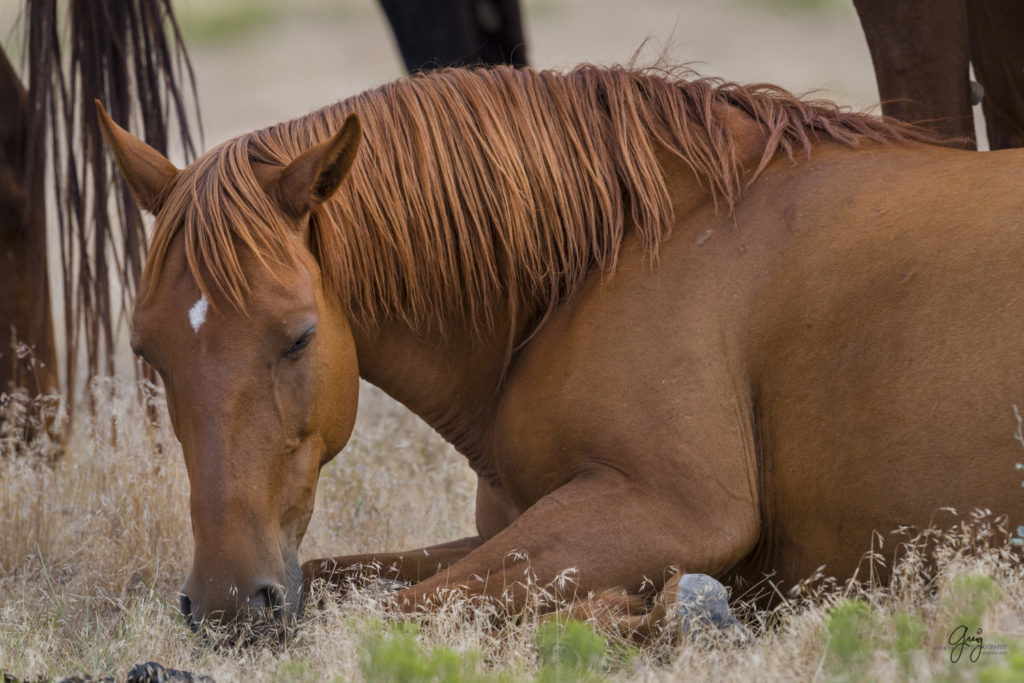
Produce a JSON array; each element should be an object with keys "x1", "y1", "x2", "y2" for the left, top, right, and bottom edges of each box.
[{"x1": 97, "y1": 102, "x2": 362, "y2": 632}]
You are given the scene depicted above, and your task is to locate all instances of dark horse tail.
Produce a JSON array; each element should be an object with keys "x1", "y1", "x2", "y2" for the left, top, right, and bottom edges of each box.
[{"x1": 21, "y1": 0, "x2": 201, "y2": 404}]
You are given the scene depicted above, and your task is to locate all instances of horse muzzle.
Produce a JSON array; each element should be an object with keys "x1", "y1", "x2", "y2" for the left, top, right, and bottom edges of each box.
[{"x1": 179, "y1": 569, "x2": 303, "y2": 641}]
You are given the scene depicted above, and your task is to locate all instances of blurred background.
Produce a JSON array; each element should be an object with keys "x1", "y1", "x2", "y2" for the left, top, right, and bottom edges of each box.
[
  {"x1": 4, "y1": 0, "x2": 890, "y2": 162},
  {"x1": 163, "y1": 0, "x2": 886, "y2": 146}
]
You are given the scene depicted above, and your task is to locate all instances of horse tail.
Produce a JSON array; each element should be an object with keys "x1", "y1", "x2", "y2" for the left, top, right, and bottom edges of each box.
[{"x1": 24, "y1": 0, "x2": 201, "y2": 406}]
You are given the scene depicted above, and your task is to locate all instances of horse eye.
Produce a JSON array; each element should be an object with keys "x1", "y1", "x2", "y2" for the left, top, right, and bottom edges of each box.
[{"x1": 283, "y1": 328, "x2": 315, "y2": 358}]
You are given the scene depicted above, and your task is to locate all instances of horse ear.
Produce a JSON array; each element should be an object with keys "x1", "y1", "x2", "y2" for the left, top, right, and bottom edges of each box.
[
  {"x1": 271, "y1": 113, "x2": 361, "y2": 218},
  {"x1": 95, "y1": 99, "x2": 179, "y2": 214}
]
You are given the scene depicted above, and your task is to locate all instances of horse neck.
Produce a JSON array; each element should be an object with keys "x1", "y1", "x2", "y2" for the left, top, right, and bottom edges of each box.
[
  {"x1": 345, "y1": 102, "x2": 771, "y2": 467},
  {"x1": 351, "y1": 308, "x2": 529, "y2": 473}
]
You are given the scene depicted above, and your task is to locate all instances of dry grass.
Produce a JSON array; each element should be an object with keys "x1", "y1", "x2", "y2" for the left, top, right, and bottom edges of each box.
[{"x1": 1, "y1": 379, "x2": 1023, "y2": 681}]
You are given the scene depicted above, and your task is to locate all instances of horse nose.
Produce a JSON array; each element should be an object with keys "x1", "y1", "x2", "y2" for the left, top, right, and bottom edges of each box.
[{"x1": 178, "y1": 582, "x2": 289, "y2": 628}]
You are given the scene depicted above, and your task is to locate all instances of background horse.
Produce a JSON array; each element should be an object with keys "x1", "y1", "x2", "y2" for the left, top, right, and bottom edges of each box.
[
  {"x1": 0, "y1": 47, "x2": 56, "y2": 407},
  {"x1": 379, "y1": 0, "x2": 527, "y2": 72},
  {"x1": 0, "y1": 0, "x2": 198, "y2": 427},
  {"x1": 99, "y1": 63, "x2": 1024, "y2": 633},
  {"x1": 854, "y1": 0, "x2": 1024, "y2": 149}
]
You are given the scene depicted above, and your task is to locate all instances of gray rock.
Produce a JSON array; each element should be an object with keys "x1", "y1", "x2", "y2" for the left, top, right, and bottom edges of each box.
[
  {"x1": 368, "y1": 577, "x2": 410, "y2": 595},
  {"x1": 666, "y1": 574, "x2": 745, "y2": 640}
]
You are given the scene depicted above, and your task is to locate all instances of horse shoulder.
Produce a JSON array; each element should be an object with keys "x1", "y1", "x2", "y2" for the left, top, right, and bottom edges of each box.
[{"x1": 490, "y1": 223, "x2": 763, "y2": 574}]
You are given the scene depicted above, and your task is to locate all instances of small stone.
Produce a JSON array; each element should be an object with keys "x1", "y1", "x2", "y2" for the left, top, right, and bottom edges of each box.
[
  {"x1": 369, "y1": 577, "x2": 410, "y2": 594},
  {"x1": 667, "y1": 573, "x2": 745, "y2": 640}
]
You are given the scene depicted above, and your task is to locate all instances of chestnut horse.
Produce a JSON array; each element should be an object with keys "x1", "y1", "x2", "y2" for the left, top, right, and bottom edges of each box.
[{"x1": 98, "y1": 65, "x2": 1024, "y2": 631}]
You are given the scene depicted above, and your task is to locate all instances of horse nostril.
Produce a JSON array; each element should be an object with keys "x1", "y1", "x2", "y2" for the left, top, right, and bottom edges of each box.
[
  {"x1": 179, "y1": 593, "x2": 196, "y2": 631},
  {"x1": 250, "y1": 584, "x2": 287, "y2": 622}
]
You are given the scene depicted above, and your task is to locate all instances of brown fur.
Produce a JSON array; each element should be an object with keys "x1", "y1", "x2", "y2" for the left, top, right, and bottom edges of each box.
[{"x1": 0, "y1": 45, "x2": 58, "y2": 423}]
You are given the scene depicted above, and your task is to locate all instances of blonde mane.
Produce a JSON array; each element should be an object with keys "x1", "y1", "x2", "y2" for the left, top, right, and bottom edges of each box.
[{"x1": 144, "y1": 64, "x2": 935, "y2": 335}]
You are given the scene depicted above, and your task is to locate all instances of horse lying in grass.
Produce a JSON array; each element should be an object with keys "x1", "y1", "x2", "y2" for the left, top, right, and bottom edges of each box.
[{"x1": 97, "y1": 63, "x2": 1024, "y2": 636}]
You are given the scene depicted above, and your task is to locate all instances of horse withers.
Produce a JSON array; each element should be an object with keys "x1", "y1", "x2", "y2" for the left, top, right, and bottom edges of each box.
[{"x1": 97, "y1": 65, "x2": 1024, "y2": 635}]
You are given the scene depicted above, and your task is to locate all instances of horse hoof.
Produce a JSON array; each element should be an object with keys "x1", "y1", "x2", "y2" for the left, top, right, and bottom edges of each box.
[{"x1": 664, "y1": 573, "x2": 745, "y2": 641}]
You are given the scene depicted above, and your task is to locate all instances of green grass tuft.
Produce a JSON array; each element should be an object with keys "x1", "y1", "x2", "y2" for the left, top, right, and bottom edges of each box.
[
  {"x1": 823, "y1": 599, "x2": 879, "y2": 682},
  {"x1": 535, "y1": 620, "x2": 608, "y2": 682},
  {"x1": 359, "y1": 621, "x2": 494, "y2": 683}
]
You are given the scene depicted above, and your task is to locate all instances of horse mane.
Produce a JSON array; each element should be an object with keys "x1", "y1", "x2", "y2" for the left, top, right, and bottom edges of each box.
[{"x1": 146, "y1": 64, "x2": 937, "y2": 340}]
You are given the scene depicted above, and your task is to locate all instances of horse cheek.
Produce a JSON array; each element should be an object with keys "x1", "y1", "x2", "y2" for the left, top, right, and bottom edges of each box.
[
  {"x1": 279, "y1": 438, "x2": 321, "y2": 550},
  {"x1": 315, "y1": 323, "x2": 359, "y2": 465}
]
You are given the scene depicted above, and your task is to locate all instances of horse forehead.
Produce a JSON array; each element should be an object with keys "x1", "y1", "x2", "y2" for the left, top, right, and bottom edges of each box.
[
  {"x1": 134, "y1": 232, "x2": 318, "y2": 346},
  {"x1": 132, "y1": 274, "x2": 209, "y2": 343},
  {"x1": 133, "y1": 280, "x2": 309, "y2": 361},
  {"x1": 176, "y1": 264, "x2": 314, "y2": 327},
  {"x1": 188, "y1": 293, "x2": 210, "y2": 333},
  {"x1": 241, "y1": 256, "x2": 318, "y2": 318}
]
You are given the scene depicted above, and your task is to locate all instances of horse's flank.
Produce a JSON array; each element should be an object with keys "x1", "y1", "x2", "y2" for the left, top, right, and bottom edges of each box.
[{"x1": 144, "y1": 64, "x2": 935, "y2": 345}]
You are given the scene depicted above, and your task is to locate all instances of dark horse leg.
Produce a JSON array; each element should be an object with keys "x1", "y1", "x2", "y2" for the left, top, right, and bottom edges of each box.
[
  {"x1": 967, "y1": 0, "x2": 1024, "y2": 149},
  {"x1": 853, "y1": 0, "x2": 975, "y2": 148},
  {"x1": 0, "y1": 47, "x2": 59, "y2": 409},
  {"x1": 378, "y1": 0, "x2": 528, "y2": 72}
]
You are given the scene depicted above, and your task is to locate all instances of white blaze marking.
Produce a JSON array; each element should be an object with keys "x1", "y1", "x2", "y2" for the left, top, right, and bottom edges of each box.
[{"x1": 188, "y1": 294, "x2": 209, "y2": 333}]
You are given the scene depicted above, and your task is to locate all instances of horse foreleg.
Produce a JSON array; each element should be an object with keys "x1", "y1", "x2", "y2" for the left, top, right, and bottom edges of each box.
[
  {"x1": 389, "y1": 474, "x2": 757, "y2": 635},
  {"x1": 301, "y1": 535, "x2": 484, "y2": 594},
  {"x1": 545, "y1": 572, "x2": 744, "y2": 643}
]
